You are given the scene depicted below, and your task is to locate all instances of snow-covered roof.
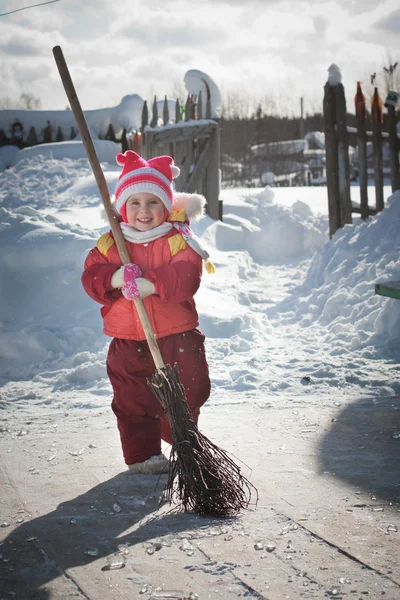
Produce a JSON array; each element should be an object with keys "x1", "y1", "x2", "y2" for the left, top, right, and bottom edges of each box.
[
  {"x1": 251, "y1": 139, "x2": 308, "y2": 156},
  {"x1": 0, "y1": 94, "x2": 145, "y2": 142},
  {"x1": 304, "y1": 131, "x2": 325, "y2": 149}
]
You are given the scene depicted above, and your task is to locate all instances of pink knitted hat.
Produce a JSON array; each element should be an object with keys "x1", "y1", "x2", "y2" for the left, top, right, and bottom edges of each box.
[{"x1": 114, "y1": 150, "x2": 180, "y2": 216}]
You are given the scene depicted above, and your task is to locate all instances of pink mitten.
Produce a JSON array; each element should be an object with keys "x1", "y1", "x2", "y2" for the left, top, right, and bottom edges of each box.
[{"x1": 122, "y1": 263, "x2": 142, "y2": 300}]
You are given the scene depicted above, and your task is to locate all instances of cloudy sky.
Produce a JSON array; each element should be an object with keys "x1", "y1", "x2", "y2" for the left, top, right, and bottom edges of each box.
[{"x1": 0, "y1": 0, "x2": 399, "y2": 116}]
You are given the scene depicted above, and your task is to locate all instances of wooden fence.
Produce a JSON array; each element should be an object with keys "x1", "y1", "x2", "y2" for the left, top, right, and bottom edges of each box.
[
  {"x1": 0, "y1": 119, "x2": 129, "y2": 151},
  {"x1": 323, "y1": 77, "x2": 400, "y2": 238},
  {"x1": 127, "y1": 93, "x2": 222, "y2": 221}
]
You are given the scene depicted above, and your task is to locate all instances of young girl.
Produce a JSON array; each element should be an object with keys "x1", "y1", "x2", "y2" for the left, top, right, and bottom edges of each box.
[{"x1": 82, "y1": 150, "x2": 212, "y2": 474}]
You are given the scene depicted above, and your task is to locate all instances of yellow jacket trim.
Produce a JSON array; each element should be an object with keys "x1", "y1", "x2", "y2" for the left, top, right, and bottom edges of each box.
[
  {"x1": 168, "y1": 208, "x2": 186, "y2": 223},
  {"x1": 96, "y1": 232, "x2": 115, "y2": 256},
  {"x1": 168, "y1": 233, "x2": 188, "y2": 256}
]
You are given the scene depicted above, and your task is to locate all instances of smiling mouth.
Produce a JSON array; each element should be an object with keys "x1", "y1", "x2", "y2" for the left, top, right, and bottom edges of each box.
[{"x1": 137, "y1": 217, "x2": 152, "y2": 223}]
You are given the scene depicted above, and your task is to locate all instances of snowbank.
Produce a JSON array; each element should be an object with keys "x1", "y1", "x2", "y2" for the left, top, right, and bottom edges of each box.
[
  {"x1": 0, "y1": 155, "x2": 119, "y2": 211},
  {"x1": 0, "y1": 145, "x2": 20, "y2": 169},
  {"x1": 0, "y1": 206, "x2": 102, "y2": 381},
  {"x1": 16, "y1": 139, "x2": 117, "y2": 165},
  {"x1": 204, "y1": 187, "x2": 327, "y2": 263},
  {"x1": 278, "y1": 191, "x2": 400, "y2": 356}
]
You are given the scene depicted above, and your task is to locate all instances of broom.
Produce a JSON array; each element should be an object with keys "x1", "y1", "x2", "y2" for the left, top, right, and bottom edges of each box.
[{"x1": 52, "y1": 46, "x2": 257, "y2": 516}]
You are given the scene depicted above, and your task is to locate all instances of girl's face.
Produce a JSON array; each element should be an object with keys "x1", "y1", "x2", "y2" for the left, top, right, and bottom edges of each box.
[{"x1": 126, "y1": 193, "x2": 165, "y2": 231}]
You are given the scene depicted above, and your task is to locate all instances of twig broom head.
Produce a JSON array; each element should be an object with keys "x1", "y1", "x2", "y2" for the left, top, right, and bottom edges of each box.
[{"x1": 148, "y1": 364, "x2": 257, "y2": 517}]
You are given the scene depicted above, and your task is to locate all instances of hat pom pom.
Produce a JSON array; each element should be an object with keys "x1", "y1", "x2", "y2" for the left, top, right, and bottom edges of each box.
[
  {"x1": 116, "y1": 152, "x2": 126, "y2": 166},
  {"x1": 171, "y1": 164, "x2": 180, "y2": 179}
]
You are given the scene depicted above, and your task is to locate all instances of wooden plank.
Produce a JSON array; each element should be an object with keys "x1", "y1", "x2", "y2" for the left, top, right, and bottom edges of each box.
[
  {"x1": 162, "y1": 95, "x2": 169, "y2": 125},
  {"x1": 371, "y1": 89, "x2": 384, "y2": 213},
  {"x1": 148, "y1": 123, "x2": 215, "y2": 144},
  {"x1": 351, "y1": 204, "x2": 376, "y2": 216},
  {"x1": 347, "y1": 126, "x2": 397, "y2": 140},
  {"x1": 141, "y1": 100, "x2": 148, "y2": 130},
  {"x1": 375, "y1": 281, "x2": 400, "y2": 299},
  {"x1": 206, "y1": 121, "x2": 221, "y2": 220},
  {"x1": 354, "y1": 82, "x2": 369, "y2": 220},
  {"x1": 150, "y1": 96, "x2": 158, "y2": 128},
  {"x1": 181, "y1": 137, "x2": 211, "y2": 193},
  {"x1": 323, "y1": 82, "x2": 341, "y2": 237},
  {"x1": 387, "y1": 104, "x2": 400, "y2": 193},
  {"x1": 334, "y1": 83, "x2": 352, "y2": 226}
]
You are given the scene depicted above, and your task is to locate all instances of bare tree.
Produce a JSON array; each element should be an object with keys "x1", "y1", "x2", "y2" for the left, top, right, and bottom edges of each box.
[
  {"x1": 0, "y1": 96, "x2": 13, "y2": 109},
  {"x1": 360, "y1": 55, "x2": 399, "y2": 106},
  {"x1": 170, "y1": 79, "x2": 187, "y2": 103},
  {"x1": 19, "y1": 93, "x2": 41, "y2": 110}
]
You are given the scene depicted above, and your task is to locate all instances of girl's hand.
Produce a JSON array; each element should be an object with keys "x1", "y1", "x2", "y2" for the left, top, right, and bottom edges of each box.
[
  {"x1": 111, "y1": 264, "x2": 155, "y2": 300},
  {"x1": 135, "y1": 277, "x2": 155, "y2": 299},
  {"x1": 111, "y1": 264, "x2": 142, "y2": 289}
]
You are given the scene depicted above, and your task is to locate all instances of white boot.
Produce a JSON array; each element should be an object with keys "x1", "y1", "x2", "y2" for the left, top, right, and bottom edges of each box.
[{"x1": 127, "y1": 453, "x2": 169, "y2": 474}]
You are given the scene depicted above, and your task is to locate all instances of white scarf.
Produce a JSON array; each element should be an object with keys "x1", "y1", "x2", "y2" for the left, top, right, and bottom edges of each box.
[
  {"x1": 120, "y1": 221, "x2": 173, "y2": 243},
  {"x1": 119, "y1": 220, "x2": 210, "y2": 261}
]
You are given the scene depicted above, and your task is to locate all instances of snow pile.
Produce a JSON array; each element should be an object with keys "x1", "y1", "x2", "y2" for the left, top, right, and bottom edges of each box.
[
  {"x1": 0, "y1": 155, "x2": 119, "y2": 211},
  {"x1": 0, "y1": 145, "x2": 20, "y2": 170},
  {"x1": 16, "y1": 139, "x2": 118, "y2": 165},
  {"x1": 0, "y1": 206, "x2": 103, "y2": 380},
  {"x1": 279, "y1": 191, "x2": 400, "y2": 356},
  {"x1": 184, "y1": 70, "x2": 222, "y2": 118},
  {"x1": 204, "y1": 187, "x2": 327, "y2": 263}
]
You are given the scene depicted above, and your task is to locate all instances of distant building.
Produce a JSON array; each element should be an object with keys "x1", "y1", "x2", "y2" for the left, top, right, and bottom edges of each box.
[{"x1": 250, "y1": 132, "x2": 328, "y2": 186}]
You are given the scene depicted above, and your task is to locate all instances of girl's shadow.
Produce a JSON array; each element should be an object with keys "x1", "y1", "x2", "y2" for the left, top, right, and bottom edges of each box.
[{"x1": 0, "y1": 471, "x2": 220, "y2": 599}]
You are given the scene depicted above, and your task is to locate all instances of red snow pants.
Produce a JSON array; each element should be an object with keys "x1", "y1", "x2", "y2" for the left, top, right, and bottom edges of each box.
[{"x1": 106, "y1": 329, "x2": 211, "y2": 465}]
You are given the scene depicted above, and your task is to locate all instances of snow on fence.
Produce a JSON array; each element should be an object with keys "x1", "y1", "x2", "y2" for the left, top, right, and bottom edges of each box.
[{"x1": 323, "y1": 64, "x2": 400, "y2": 238}]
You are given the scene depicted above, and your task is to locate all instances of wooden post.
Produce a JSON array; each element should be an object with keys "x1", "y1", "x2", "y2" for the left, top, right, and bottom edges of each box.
[
  {"x1": 141, "y1": 100, "x2": 149, "y2": 130},
  {"x1": 386, "y1": 102, "x2": 400, "y2": 192},
  {"x1": 323, "y1": 81, "x2": 341, "y2": 237},
  {"x1": 185, "y1": 94, "x2": 192, "y2": 121},
  {"x1": 354, "y1": 81, "x2": 368, "y2": 220},
  {"x1": 163, "y1": 95, "x2": 169, "y2": 126},
  {"x1": 129, "y1": 131, "x2": 142, "y2": 154},
  {"x1": 56, "y1": 126, "x2": 64, "y2": 142},
  {"x1": 334, "y1": 83, "x2": 352, "y2": 226},
  {"x1": 43, "y1": 120, "x2": 52, "y2": 143},
  {"x1": 371, "y1": 88, "x2": 384, "y2": 212},
  {"x1": 105, "y1": 123, "x2": 116, "y2": 141},
  {"x1": 150, "y1": 96, "x2": 158, "y2": 128},
  {"x1": 26, "y1": 126, "x2": 38, "y2": 146},
  {"x1": 121, "y1": 128, "x2": 128, "y2": 152},
  {"x1": 175, "y1": 99, "x2": 181, "y2": 123},
  {"x1": 206, "y1": 123, "x2": 221, "y2": 220},
  {"x1": 197, "y1": 90, "x2": 203, "y2": 120}
]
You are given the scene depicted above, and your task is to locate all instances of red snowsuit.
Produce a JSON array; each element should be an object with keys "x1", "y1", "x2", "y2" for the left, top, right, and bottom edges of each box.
[{"x1": 82, "y1": 229, "x2": 211, "y2": 464}]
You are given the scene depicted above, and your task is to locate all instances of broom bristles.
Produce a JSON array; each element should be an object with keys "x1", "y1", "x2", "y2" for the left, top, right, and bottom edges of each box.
[{"x1": 147, "y1": 364, "x2": 257, "y2": 517}]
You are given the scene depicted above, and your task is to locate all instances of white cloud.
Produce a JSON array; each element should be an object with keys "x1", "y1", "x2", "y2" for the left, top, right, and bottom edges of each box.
[{"x1": 0, "y1": 0, "x2": 398, "y2": 113}]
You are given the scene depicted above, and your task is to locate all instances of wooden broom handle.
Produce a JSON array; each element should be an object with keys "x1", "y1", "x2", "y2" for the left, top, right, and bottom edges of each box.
[{"x1": 52, "y1": 45, "x2": 165, "y2": 370}]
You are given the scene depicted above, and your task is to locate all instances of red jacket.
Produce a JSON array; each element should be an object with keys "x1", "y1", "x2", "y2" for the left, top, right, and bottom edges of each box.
[{"x1": 82, "y1": 229, "x2": 202, "y2": 340}]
